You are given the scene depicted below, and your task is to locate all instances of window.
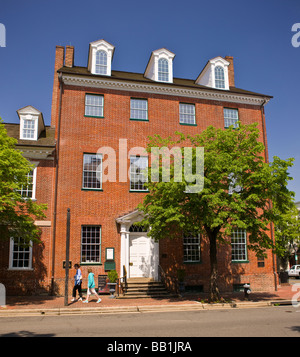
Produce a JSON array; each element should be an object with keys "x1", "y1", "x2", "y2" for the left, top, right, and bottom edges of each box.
[
  {"x1": 183, "y1": 233, "x2": 201, "y2": 263},
  {"x1": 130, "y1": 156, "x2": 148, "y2": 191},
  {"x1": 95, "y1": 50, "x2": 107, "y2": 75},
  {"x1": 22, "y1": 119, "x2": 36, "y2": 139},
  {"x1": 17, "y1": 167, "x2": 37, "y2": 199},
  {"x1": 215, "y1": 66, "x2": 225, "y2": 89},
  {"x1": 224, "y1": 108, "x2": 239, "y2": 128},
  {"x1": 9, "y1": 238, "x2": 32, "y2": 270},
  {"x1": 231, "y1": 229, "x2": 247, "y2": 262},
  {"x1": 179, "y1": 103, "x2": 196, "y2": 125},
  {"x1": 85, "y1": 94, "x2": 104, "y2": 117},
  {"x1": 81, "y1": 226, "x2": 101, "y2": 263},
  {"x1": 257, "y1": 255, "x2": 265, "y2": 268},
  {"x1": 82, "y1": 154, "x2": 102, "y2": 190},
  {"x1": 158, "y1": 58, "x2": 169, "y2": 82},
  {"x1": 130, "y1": 99, "x2": 148, "y2": 120}
]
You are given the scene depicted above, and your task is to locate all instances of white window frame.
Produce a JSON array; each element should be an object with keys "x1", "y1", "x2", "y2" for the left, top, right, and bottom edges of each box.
[
  {"x1": 85, "y1": 94, "x2": 104, "y2": 117},
  {"x1": 130, "y1": 156, "x2": 148, "y2": 191},
  {"x1": 17, "y1": 166, "x2": 37, "y2": 200},
  {"x1": 179, "y1": 103, "x2": 196, "y2": 125},
  {"x1": 158, "y1": 58, "x2": 169, "y2": 82},
  {"x1": 95, "y1": 50, "x2": 108, "y2": 75},
  {"x1": 20, "y1": 116, "x2": 38, "y2": 140},
  {"x1": 231, "y1": 229, "x2": 248, "y2": 262},
  {"x1": 82, "y1": 153, "x2": 103, "y2": 190},
  {"x1": 130, "y1": 98, "x2": 148, "y2": 120},
  {"x1": 215, "y1": 66, "x2": 225, "y2": 89},
  {"x1": 224, "y1": 108, "x2": 239, "y2": 128},
  {"x1": 9, "y1": 237, "x2": 33, "y2": 270},
  {"x1": 183, "y1": 233, "x2": 201, "y2": 263},
  {"x1": 81, "y1": 225, "x2": 102, "y2": 264}
]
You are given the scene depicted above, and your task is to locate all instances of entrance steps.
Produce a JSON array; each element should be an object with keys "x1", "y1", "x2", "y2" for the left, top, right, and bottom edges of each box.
[{"x1": 118, "y1": 278, "x2": 177, "y2": 299}]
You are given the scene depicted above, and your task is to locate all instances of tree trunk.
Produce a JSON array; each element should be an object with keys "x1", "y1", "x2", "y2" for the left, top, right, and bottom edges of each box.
[{"x1": 207, "y1": 228, "x2": 221, "y2": 302}]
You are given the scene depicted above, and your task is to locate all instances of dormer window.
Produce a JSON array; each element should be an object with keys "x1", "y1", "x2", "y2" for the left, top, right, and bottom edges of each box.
[
  {"x1": 158, "y1": 58, "x2": 169, "y2": 82},
  {"x1": 215, "y1": 66, "x2": 225, "y2": 89},
  {"x1": 144, "y1": 48, "x2": 175, "y2": 83},
  {"x1": 17, "y1": 106, "x2": 45, "y2": 141},
  {"x1": 195, "y1": 56, "x2": 230, "y2": 90},
  {"x1": 22, "y1": 119, "x2": 36, "y2": 139},
  {"x1": 88, "y1": 39, "x2": 115, "y2": 76},
  {"x1": 95, "y1": 50, "x2": 108, "y2": 75}
]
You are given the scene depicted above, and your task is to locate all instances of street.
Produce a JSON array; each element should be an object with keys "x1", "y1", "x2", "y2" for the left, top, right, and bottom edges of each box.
[{"x1": 0, "y1": 305, "x2": 300, "y2": 338}]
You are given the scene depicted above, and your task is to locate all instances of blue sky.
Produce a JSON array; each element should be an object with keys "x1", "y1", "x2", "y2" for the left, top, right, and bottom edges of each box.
[{"x1": 1, "y1": 0, "x2": 300, "y2": 201}]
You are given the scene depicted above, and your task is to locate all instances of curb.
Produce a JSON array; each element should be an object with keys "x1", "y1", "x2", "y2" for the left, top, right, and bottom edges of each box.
[{"x1": 0, "y1": 300, "x2": 293, "y2": 317}]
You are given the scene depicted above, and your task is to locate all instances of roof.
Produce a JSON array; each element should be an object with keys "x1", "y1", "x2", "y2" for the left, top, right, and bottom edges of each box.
[
  {"x1": 4, "y1": 123, "x2": 56, "y2": 147},
  {"x1": 58, "y1": 66, "x2": 273, "y2": 99}
]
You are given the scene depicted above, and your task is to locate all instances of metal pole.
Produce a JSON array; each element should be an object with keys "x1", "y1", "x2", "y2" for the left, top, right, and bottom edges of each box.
[{"x1": 64, "y1": 208, "x2": 71, "y2": 306}]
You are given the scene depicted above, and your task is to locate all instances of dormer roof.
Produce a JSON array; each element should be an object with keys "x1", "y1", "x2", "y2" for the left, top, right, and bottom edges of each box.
[
  {"x1": 195, "y1": 56, "x2": 230, "y2": 90},
  {"x1": 87, "y1": 39, "x2": 115, "y2": 76},
  {"x1": 144, "y1": 48, "x2": 175, "y2": 83}
]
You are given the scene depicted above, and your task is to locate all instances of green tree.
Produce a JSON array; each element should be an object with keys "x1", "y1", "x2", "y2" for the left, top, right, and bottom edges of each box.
[
  {"x1": 275, "y1": 203, "x2": 300, "y2": 269},
  {"x1": 0, "y1": 120, "x2": 47, "y2": 245},
  {"x1": 138, "y1": 123, "x2": 294, "y2": 301}
]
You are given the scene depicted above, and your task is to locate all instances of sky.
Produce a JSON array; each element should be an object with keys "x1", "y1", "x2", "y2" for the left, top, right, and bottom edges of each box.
[{"x1": 1, "y1": 0, "x2": 300, "y2": 201}]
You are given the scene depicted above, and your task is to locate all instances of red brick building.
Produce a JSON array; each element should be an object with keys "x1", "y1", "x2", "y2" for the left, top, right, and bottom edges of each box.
[{"x1": 1, "y1": 39, "x2": 277, "y2": 295}]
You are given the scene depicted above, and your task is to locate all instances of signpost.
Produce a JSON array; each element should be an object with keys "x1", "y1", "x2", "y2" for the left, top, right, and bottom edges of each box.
[{"x1": 64, "y1": 208, "x2": 71, "y2": 306}]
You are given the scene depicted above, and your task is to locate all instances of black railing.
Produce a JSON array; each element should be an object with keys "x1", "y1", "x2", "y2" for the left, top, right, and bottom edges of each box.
[{"x1": 116, "y1": 265, "x2": 128, "y2": 297}]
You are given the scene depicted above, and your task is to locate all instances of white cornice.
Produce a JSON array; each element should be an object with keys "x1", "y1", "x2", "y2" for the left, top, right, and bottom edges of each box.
[{"x1": 62, "y1": 74, "x2": 271, "y2": 106}]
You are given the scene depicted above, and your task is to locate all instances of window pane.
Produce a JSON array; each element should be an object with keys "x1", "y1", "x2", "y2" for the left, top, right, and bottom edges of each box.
[
  {"x1": 231, "y1": 229, "x2": 247, "y2": 261},
  {"x1": 130, "y1": 99, "x2": 148, "y2": 120},
  {"x1": 17, "y1": 170, "x2": 34, "y2": 198},
  {"x1": 11, "y1": 238, "x2": 32, "y2": 269},
  {"x1": 95, "y1": 50, "x2": 107, "y2": 75},
  {"x1": 23, "y1": 119, "x2": 35, "y2": 139},
  {"x1": 82, "y1": 154, "x2": 102, "y2": 189},
  {"x1": 179, "y1": 103, "x2": 195, "y2": 125},
  {"x1": 158, "y1": 58, "x2": 169, "y2": 82},
  {"x1": 215, "y1": 66, "x2": 225, "y2": 89},
  {"x1": 130, "y1": 156, "x2": 148, "y2": 191},
  {"x1": 183, "y1": 234, "x2": 200, "y2": 262},
  {"x1": 224, "y1": 108, "x2": 239, "y2": 128},
  {"x1": 85, "y1": 94, "x2": 104, "y2": 117},
  {"x1": 81, "y1": 226, "x2": 101, "y2": 263}
]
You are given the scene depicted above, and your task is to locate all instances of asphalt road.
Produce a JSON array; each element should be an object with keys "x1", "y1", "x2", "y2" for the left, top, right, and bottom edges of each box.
[{"x1": 0, "y1": 305, "x2": 300, "y2": 338}]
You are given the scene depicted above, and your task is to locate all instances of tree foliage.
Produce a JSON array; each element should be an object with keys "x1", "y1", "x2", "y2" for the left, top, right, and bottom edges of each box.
[
  {"x1": 0, "y1": 120, "x2": 47, "y2": 245},
  {"x1": 138, "y1": 123, "x2": 295, "y2": 300}
]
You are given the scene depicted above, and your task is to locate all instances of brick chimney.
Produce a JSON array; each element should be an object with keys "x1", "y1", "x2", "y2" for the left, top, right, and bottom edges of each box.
[
  {"x1": 225, "y1": 56, "x2": 235, "y2": 87},
  {"x1": 65, "y1": 45, "x2": 74, "y2": 68},
  {"x1": 51, "y1": 46, "x2": 65, "y2": 128}
]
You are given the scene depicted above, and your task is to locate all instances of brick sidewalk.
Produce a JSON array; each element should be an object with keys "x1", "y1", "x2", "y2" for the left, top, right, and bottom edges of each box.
[{"x1": 1, "y1": 284, "x2": 297, "y2": 311}]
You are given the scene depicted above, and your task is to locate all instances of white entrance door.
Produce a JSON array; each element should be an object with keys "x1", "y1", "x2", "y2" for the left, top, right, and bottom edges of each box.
[{"x1": 129, "y1": 234, "x2": 151, "y2": 278}]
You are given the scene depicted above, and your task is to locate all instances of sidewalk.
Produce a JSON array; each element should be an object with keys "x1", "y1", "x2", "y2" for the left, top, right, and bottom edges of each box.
[{"x1": 0, "y1": 284, "x2": 297, "y2": 316}]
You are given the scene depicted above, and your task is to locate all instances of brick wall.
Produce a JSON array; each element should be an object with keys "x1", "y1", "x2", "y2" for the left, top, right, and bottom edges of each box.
[{"x1": 49, "y1": 80, "x2": 274, "y2": 294}]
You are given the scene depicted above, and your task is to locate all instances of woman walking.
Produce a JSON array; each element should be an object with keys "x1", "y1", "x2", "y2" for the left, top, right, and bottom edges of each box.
[{"x1": 83, "y1": 268, "x2": 101, "y2": 303}]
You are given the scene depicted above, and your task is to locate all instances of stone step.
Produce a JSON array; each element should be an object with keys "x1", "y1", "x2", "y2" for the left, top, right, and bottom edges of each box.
[{"x1": 118, "y1": 278, "x2": 177, "y2": 299}]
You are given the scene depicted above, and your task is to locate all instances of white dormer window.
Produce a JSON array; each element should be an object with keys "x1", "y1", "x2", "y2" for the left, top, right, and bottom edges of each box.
[
  {"x1": 88, "y1": 39, "x2": 115, "y2": 76},
  {"x1": 144, "y1": 48, "x2": 175, "y2": 83},
  {"x1": 95, "y1": 50, "x2": 108, "y2": 75},
  {"x1": 17, "y1": 106, "x2": 45, "y2": 141},
  {"x1": 158, "y1": 58, "x2": 169, "y2": 82},
  {"x1": 22, "y1": 119, "x2": 36, "y2": 139},
  {"x1": 215, "y1": 66, "x2": 225, "y2": 89},
  {"x1": 196, "y1": 56, "x2": 230, "y2": 90}
]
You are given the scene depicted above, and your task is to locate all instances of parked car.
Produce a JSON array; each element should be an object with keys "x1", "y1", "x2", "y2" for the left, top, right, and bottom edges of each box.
[{"x1": 288, "y1": 265, "x2": 300, "y2": 278}]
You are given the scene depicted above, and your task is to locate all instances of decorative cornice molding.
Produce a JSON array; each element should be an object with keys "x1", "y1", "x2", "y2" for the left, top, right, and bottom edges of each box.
[{"x1": 62, "y1": 74, "x2": 270, "y2": 106}]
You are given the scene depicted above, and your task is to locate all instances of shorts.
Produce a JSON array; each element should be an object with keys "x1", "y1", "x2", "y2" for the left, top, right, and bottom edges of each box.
[{"x1": 87, "y1": 287, "x2": 97, "y2": 295}]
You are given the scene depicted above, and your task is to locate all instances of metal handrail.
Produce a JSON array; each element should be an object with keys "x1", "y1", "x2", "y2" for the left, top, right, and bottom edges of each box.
[{"x1": 116, "y1": 265, "x2": 127, "y2": 297}]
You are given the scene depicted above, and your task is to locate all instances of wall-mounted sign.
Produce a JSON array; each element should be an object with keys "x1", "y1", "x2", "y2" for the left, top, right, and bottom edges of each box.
[{"x1": 63, "y1": 261, "x2": 72, "y2": 269}]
